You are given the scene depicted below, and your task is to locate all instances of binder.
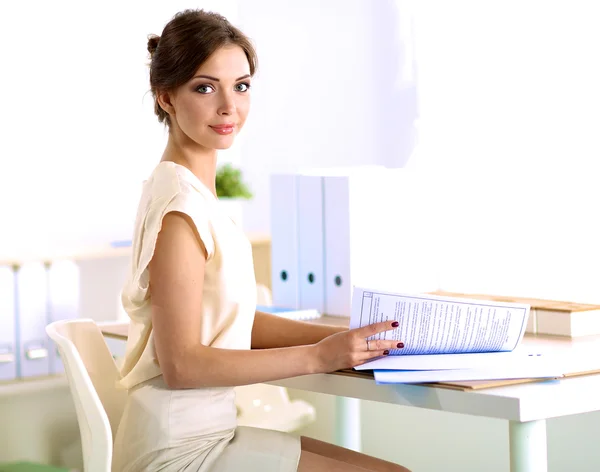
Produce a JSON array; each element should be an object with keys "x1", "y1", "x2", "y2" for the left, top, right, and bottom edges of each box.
[
  {"x1": 269, "y1": 167, "x2": 439, "y2": 317},
  {"x1": 322, "y1": 174, "x2": 353, "y2": 317},
  {"x1": 47, "y1": 260, "x2": 80, "y2": 374},
  {"x1": 297, "y1": 174, "x2": 326, "y2": 312},
  {"x1": 270, "y1": 174, "x2": 300, "y2": 309},
  {"x1": 0, "y1": 265, "x2": 17, "y2": 381},
  {"x1": 16, "y1": 262, "x2": 50, "y2": 378}
]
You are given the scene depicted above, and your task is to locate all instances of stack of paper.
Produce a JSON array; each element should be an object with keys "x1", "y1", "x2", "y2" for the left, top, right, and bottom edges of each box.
[
  {"x1": 350, "y1": 286, "x2": 566, "y2": 384},
  {"x1": 256, "y1": 304, "x2": 321, "y2": 321},
  {"x1": 431, "y1": 289, "x2": 600, "y2": 338}
]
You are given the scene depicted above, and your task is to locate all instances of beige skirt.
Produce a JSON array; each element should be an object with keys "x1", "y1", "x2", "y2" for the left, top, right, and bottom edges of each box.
[{"x1": 112, "y1": 376, "x2": 301, "y2": 472}]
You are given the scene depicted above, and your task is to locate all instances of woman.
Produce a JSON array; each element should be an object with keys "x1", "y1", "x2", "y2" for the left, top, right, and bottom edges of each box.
[{"x1": 112, "y1": 9, "x2": 410, "y2": 472}]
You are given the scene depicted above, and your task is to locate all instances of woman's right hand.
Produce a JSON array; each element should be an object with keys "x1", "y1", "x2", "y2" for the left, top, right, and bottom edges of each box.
[{"x1": 311, "y1": 321, "x2": 403, "y2": 373}]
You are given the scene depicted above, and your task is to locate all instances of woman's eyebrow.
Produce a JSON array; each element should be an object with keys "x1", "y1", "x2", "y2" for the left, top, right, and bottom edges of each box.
[{"x1": 193, "y1": 74, "x2": 251, "y2": 82}]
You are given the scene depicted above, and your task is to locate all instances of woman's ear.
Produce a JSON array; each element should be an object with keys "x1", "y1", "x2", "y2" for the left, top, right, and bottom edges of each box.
[{"x1": 157, "y1": 90, "x2": 176, "y2": 116}]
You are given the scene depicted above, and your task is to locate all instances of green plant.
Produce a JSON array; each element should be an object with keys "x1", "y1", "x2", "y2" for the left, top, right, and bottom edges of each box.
[{"x1": 215, "y1": 163, "x2": 253, "y2": 199}]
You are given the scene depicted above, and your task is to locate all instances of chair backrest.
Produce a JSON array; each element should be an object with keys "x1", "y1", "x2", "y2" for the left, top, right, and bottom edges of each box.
[
  {"x1": 46, "y1": 319, "x2": 127, "y2": 472},
  {"x1": 256, "y1": 283, "x2": 273, "y2": 306}
]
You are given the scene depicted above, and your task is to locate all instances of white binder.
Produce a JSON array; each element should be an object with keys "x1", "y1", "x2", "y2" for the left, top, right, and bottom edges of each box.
[
  {"x1": 322, "y1": 174, "x2": 353, "y2": 317},
  {"x1": 297, "y1": 174, "x2": 326, "y2": 312},
  {"x1": 16, "y1": 262, "x2": 50, "y2": 378},
  {"x1": 47, "y1": 260, "x2": 80, "y2": 374},
  {"x1": 270, "y1": 174, "x2": 300, "y2": 309},
  {"x1": 0, "y1": 266, "x2": 17, "y2": 381}
]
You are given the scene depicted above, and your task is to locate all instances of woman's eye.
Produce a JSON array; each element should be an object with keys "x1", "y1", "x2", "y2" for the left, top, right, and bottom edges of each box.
[
  {"x1": 196, "y1": 84, "x2": 215, "y2": 94},
  {"x1": 235, "y1": 82, "x2": 251, "y2": 92}
]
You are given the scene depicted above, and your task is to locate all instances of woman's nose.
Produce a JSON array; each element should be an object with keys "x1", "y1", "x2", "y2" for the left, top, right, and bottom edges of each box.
[{"x1": 218, "y1": 92, "x2": 236, "y2": 116}]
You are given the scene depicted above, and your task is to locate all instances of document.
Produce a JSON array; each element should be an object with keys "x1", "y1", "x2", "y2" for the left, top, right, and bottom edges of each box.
[
  {"x1": 355, "y1": 350, "x2": 544, "y2": 371},
  {"x1": 351, "y1": 286, "x2": 531, "y2": 370},
  {"x1": 374, "y1": 363, "x2": 563, "y2": 384}
]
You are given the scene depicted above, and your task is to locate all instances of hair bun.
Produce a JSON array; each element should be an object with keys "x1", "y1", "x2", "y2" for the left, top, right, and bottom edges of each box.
[{"x1": 147, "y1": 35, "x2": 160, "y2": 56}]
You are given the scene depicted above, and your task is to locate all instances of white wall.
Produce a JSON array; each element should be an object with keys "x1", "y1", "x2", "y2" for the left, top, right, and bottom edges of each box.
[
  {"x1": 236, "y1": 0, "x2": 418, "y2": 233},
  {"x1": 0, "y1": 0, "x2": 240, "y2": 259},
  {"x1": 0, "y1": 0, "x2": 418, "y2": 249},
  {"x1": 407, "y1": 0, "x2": 600, "y2": 304},
  {"x1": 411, "y1": 0, "x2": 600, "y2": 172}
]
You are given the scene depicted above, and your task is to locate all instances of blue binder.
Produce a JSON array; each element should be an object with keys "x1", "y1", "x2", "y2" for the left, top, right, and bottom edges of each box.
[
  {"x1": 47, "y1": 260, "x2": 80, "y2": 374},
  {"x1": 296, "y1": 174, "x2": 326, "y2": 313},
  {"x1": 0, "y1": 265, "x2": 17, "y2": 381},
  {"x1": 16, "y1": 262, "x2": 50, "y2": 378},
  {"x1": 270, "y1": 174, "x2": 300, "y2": 310}
]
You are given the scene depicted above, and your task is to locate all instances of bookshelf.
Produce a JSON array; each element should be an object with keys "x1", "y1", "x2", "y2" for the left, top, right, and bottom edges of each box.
[
  {"x1": 0, "y1": 233, "x2": 272, "y2": 392},
  {"x1": 0, "y1": 375, "x2": 67, "y2": 397}
]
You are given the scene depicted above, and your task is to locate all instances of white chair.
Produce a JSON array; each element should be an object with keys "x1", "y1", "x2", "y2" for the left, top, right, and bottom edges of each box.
[
  {"x1": 256, "y1": 283, "x2": 273, "y2": 306},
  {"x1": 46, "y1": 319, "x2": 127, "y2": 472},
  {"x1": 235, "y1": 382, "x2": 316, "y2": 432}
]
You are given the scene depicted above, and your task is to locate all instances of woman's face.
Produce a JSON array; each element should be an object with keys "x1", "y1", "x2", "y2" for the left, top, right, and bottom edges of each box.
[{"x1": 169, "y1": 45, "x2": 251, "y2": 150}]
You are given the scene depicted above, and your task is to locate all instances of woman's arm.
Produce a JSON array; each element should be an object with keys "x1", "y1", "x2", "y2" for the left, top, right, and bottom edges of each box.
[
  {"x1": 150, "y1": 212, "x2": 400, "y2": 389},
  {"x1": 251, "y1": 311, "x2": 346, "y2": 349}
]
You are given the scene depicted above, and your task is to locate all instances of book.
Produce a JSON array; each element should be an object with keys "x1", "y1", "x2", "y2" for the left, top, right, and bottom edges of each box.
[
  {"x1": 349, "y1": 286, "x2": 567, "y2": 379},
  {"x1": 256, "y1": 305, "x2": 321, "y2": 321},
  {"x1": 431, "y1": 290, "x2": 600, "y2": 337}
]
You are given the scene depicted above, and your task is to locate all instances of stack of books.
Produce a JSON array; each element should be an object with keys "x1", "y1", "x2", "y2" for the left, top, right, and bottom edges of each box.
[{"x1": 430, "y1": 290, "x2": 600, "y2": 338}]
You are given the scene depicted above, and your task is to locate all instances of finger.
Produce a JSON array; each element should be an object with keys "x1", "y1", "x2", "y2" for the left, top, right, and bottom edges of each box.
[
  {"x1": 356, "y1": 320, "x2": 399, "y2": 338},
  {"x1": 355, "y1": 349, "x2": 391, "y2": 365},
  {"x1": 371, "y1": 349, "x2": 390, "y2": 358},
  {"x1": 367, "y1": 339, "x2": 405, "y2": 351}
]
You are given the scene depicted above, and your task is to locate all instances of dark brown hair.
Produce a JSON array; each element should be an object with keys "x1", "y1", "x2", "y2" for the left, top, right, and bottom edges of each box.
[{"x1": 147, "y1": 9, "x2": 258, "y2": 127}]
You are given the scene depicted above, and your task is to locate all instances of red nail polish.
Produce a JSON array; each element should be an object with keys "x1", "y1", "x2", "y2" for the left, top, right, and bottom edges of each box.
[
  {"x1": 383, "y1": 350, "x2": 390, "y2": 355},
  {"x1": 397, "y1": 342, "x2": 404, "y2": 348},
  {"x1": 392, "y1": 321, "x2": 399, "y2": 327}
]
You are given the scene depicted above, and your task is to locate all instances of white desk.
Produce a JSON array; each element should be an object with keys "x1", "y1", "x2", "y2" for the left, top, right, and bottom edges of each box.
[{"x1": 101, "y1": 321, "x2": 600, "y2": 472}]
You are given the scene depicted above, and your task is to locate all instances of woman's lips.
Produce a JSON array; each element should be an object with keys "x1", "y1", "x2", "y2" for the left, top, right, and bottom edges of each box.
[{"x1": 210, "y1": 124, "x2": 235, "y2": 135}]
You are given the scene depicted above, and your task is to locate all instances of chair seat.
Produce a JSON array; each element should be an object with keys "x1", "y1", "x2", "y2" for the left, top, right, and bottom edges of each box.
[{"x1": 237, "y1": 398, "x2": 316, "y2": 433}]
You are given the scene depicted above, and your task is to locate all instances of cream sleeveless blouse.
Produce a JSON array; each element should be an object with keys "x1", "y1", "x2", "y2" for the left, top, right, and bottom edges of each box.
[
  {"x1": 112, "y1": 161, "x2": 270, "y2": 471},
  {"x1": 118, "y1": 161, "x2": 257, "y2": 390}
]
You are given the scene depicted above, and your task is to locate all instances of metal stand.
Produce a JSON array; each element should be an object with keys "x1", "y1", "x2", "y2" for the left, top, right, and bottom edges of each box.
[
  {"x1": 335, "y1": 396, "x2": 362, "y2": 452},
  {"x1": 509, "y1": 419, "x2": 548, "y2": 472}
]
